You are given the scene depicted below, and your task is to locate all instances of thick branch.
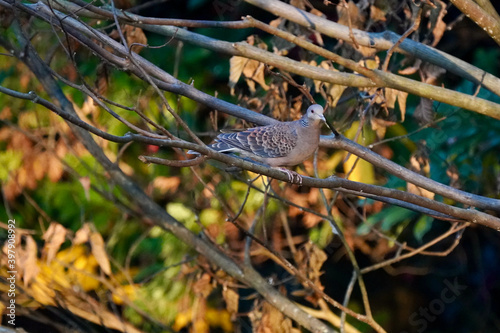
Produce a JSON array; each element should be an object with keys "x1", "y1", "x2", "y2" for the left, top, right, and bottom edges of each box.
[
  {"x1": 450, "y1": 0, "x2": 500, "y2": 46},
  {"x1": 35, "y1": 0, "x2": 500, "y2": 119},
  {"x1": 244, "y1": 0, "x2": 500, "y2": 97}
]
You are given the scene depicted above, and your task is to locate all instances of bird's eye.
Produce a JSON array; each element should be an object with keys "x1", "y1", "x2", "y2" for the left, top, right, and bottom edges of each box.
[{"x1": 311, "y1": 110, "x2": 314, "y2": 113}]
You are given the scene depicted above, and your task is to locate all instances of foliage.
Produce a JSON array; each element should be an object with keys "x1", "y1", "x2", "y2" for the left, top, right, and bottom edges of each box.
[{"x1": 1, "y1": 0, "x2": 500, "y2": 333}]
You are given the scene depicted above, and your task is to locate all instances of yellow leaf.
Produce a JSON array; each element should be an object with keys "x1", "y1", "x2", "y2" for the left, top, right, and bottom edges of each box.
[
  {"x1": 29, "y1": 279, "x2": 56, "y2": 306},
  {"x1": 56, "y1": 244, "x2": 86, "y2": 263},
  {"x1": 200, "y1": 208, "x2": 222, "y2": 226},
  {"x1": 111, "y1": 284, "x2": 137, "y2": 305},
  {"x1": 206, "y1": 308, "x2": 233, "y2": 332},
  {"x1": 343, "y1": 122, "x2": 376, "y2": 184},
  {"x1": 173, "y1": 309, "x2": 192, "y2": 331}
]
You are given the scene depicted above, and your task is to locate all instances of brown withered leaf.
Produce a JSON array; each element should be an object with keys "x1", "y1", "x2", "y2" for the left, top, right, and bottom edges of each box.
[
  {"x1": 407, "y1": 149, "x2": 435, "y2": 199},
  {"x1": 446, "y1": 164, "x2": 461, "y2": 189},
  {"x1": 370, "y1": 3, "x2": 388, "y2": 22},
  {"x1": 245, "y1": 61, "x2": 269, "y2": 93},
  {"x1": 122, "y1": 25, "x2": 147, "y2": 53},
  {"x1": 74, "y1": 223, "x2": 91, "y2": 245},
  {"x1": 79, "y1": 177, "x2": 91, "y2": 201},
  {"x1": 90, "y1": 231, "x2": 111, "y2": 275},
  {"x1": 42, "y1": 222, "x2": 67, "y2": 264},
  {"x1": 384, "y1": 88, "x2": 408, "y2": 121},
  {"x1": 229, "y1": 56, "x2": 268, "y2": 94},
  {"x1": 294, "y1": 242, "x2": 327, "y2": 291},
  {"x1": 428, "y1": 0, "x2": 447, "y2": 47},
  {"x1": 22, "y1": 235, "x2": 39, "y2": 286},
  {"x1": 371, "y1": 117, "x2": 396, "y2": 139},
  {"x1": 250, "y1": 301, "x2": 294, "y2": 333},
  {"x1": 269, "y1": 17, "x2": 283, "y2": 28},
  {"x1": 398, "y1": 59, "x2": 422, "y2": 75},
  {"x1": 222, "y1": 285, "x2": 239, "y2": 317},
  {"x1": 229, "y1": 56, "x2": 250, "y2": 89},
  {"x1": 32, "y1": 152, "x2": 49, "y2": 181},
  {"x1": 96, "y1": 63, "x2": 109, "y2": 96},
  {"x1": 316, "y1": 61, "x2": 347, "y2": 106},
  {"x1": 48, "y1": 154, "x2": 64, "y2": 183},
  {"x1": 408, "y1": 182, "x2": 435, "y2": 199},
  {"x1": 153, "y1": 176, "x2": 181, "y2": 194},
  {"x1": 337, "y1": 0, "x2": 365, "y2": 29},
  {"x1": 290, "y1": 0, "x2": 306, "y2": 10},
  {"x1": 193, "y1": 273, "x2": 213, "y2": 298}
]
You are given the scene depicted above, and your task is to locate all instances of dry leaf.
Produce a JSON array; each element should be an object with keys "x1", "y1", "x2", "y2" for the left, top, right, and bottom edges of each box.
[
  {"x1": 407, "y1": 150, "x2": 435, "y2": 199},
  {"x1": 428, "y1": 0, "x2": 447, "y2": 47},
  {"x1": 371, "y1": 117, "x2": 396, "y2": 139},
  {"x1": 316, "y1": 61, "x2": 347, "y2": 106},
  {"x1": 229, "y1": 56, "x2": 248, "y2": 94},
  {"x1": 269, "y1": 17, "x2": 283, "y2": 28},
  {"x1": 398, "y1": 59, "x2": 422, "y2": 75},
  {"x1": 123, "y1": 25, "x2": 147, "y2": 53},
  {"x1": 337, "y1": 0, "x2": 365, "y2": 29},
  {"x1": 370, "y1": 4, "x2": 387, "y2": 22},
  {"x1": 42, "y1": 223, "x2": 67, "y2": 264},
  {"x1": 79, "y1": 177, "x2": 91, "y2": 201},
  {"x1": 90, "y1": 231, "x2": 111, "y2": 275},
  {"x1": 96, "y1": 63, "x2": 109, "y2": 96},
  {"x1": 408, "y1": 182, "x2": 435, "y2": 199},
  {"x1": 22, "y1": 235, "x2": 39, "y2": 286},
  {"x1": 295, "y1": 242, "x2": 327, "y2": 289},
  {"x1": 32, "y1": 152, "x2": 48, "y2": 181},
  {"x1": 447, "y1": 165, "x2": 461, "y2": 189},
  {"x1": 74, "y1": 223, "x2": 91, "y2": 245},
  {"x1": 290, "y1": 0, "x2": 306, "y2": 10},
  {"x1": 153, "y1": 176, "x2": 181, "y2": 194},
  {"x1": 222, "y1": 285, "x2": 239, "y2": 317},
  {"x1": 385, "y1": 88, "x2": 397, "y2": 109},
  {"x1": 193, "y1": 273, "x2": 213, "y2": 297},
  {"x1": 48, "y1": 154, "x2": 64, "y2": 182},
  {"x1": 250, "y1": 301, "x2": 294, "y2": 333},
  {"x1": 385, "y1": 88, "x2": 408, "y2": 121}
]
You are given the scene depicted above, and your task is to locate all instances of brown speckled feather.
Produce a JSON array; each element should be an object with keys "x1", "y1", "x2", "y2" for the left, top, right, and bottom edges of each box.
[
  {"x1": 214, "y1": 122, "x2": 298, "y2": 158},
  {"x1": 194, "y1": 104, "x2": 326, "y2": 167}
]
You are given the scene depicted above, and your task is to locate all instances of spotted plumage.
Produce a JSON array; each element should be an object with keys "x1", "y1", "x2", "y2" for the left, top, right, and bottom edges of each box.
[{"x1": 194, "y1": 104, "x2": 326, "y2": 169}]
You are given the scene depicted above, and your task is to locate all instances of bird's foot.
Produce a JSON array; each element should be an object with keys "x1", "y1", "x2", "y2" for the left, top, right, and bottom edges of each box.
[{"x1": 277, "y1": 168, "x2": 303, "y2": 185}]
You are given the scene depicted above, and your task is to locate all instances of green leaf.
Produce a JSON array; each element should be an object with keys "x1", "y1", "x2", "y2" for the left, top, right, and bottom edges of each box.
[{"x1": 413, "y1": 215, "x2": 433, "y2": 242}]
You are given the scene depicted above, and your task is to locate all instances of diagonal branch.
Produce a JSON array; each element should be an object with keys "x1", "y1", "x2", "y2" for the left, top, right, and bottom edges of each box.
[{"x1": 244, "y1": 0, "x2": 500, "y2": 97}]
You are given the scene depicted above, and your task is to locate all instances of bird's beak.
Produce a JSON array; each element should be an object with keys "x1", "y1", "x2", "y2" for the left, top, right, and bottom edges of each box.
[{"x1": 319, "y1": 114, "x2": 326, "y2": 122}]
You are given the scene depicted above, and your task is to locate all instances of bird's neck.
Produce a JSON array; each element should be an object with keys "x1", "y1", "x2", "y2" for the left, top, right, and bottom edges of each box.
[
  {"x1": 300, "y1": 116, "x2": 309, "y2": 127},
  {"x1": 300, "y1": 116, "x2": 321, "y2": 128}
]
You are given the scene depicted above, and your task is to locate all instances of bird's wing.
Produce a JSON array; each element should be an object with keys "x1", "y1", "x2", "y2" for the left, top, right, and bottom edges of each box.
[{"x1": 215, "y1": 122, "x2": 298, "y2": 158}]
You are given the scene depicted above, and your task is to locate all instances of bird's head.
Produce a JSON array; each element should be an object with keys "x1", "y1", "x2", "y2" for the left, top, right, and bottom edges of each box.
[{"x1": 306, "y1": 104, "x2": 326, "y2": 123}]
